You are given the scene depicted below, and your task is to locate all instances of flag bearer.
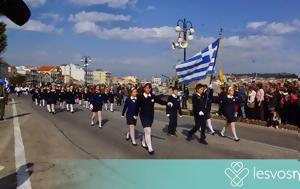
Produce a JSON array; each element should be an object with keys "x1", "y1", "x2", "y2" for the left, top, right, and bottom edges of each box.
[
  {"x1": 136, "y1": 83, "x2": 167, "y2": 155},
  {"x1": 122, "y1": 87, "x2": 138, "y2": 146},
  {"x1": 186, "y1": 84, "x2": 208, "y2": 145},
  {"x1": 166, "y1": 86, "x2": 182, "y2": 136}
]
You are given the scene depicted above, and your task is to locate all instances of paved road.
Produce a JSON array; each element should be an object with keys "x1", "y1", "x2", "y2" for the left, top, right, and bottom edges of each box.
[{"x1": 0, "y1": 95, "x2": 299, "y2": 189}]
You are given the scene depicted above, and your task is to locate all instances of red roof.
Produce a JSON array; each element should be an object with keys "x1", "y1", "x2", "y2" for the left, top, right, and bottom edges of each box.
[{"x1": 37, "y1": 66, "x2": 59, "y2": 72}]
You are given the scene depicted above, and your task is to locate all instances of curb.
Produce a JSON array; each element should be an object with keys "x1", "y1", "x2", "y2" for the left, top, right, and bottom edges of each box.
[{"x1": 154, "y1": 106, "x2": 300, "y2": 133}]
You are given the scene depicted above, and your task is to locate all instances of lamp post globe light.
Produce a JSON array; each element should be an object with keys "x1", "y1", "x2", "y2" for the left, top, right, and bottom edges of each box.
[
  {"x1": 81, "y1": 56, "x2": 92, "y2": 86},
  {"x1": 172, "y1": 18, "x2": 195, "y2": 61}
]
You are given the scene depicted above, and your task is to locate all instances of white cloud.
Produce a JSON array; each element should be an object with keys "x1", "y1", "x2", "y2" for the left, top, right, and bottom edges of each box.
[
  {"x1": 246, "y1": 21, "x2": 267, "y2": 29},
  {"x1": 1, "y1": 18, "x2": 63, "y2": 33},
  {"x1": 40, "y1": 13, "x2": 64, "y2": 22},
  {"x1": 24, "y1": 0, "x2": 47, "y2": 7},
  {"x1": 73, "y1": 21, "x2": 174, "y2": 42},
  {"x1": 69, "y1": 11, "x2": 131, "y2": 23},
  {"x1": 246, "y1": 19, "x2": 300, "y2": 35},
  {"x1": 69, "y1": 0, "x2": 137, "y2": 8}
]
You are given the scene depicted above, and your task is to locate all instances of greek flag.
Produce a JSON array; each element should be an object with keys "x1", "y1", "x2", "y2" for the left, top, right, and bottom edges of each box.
[
  {"x1": 176, "y1": 39, "x2": 219, "y2": 84},
  {"x1": 4, "y1": 78, "x2": 10, "y2": 93}
]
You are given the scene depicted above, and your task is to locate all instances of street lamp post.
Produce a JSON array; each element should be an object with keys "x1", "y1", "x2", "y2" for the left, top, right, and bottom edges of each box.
[
  {"x1": 81, "y1": 56, "x2": 92, "y2": 86},
  {"x1": 172, "y1": 18, "x2": 195, "y2": 62},
  {"x1": 172, "y1": 18, "x2": 195, "y2": 109}
]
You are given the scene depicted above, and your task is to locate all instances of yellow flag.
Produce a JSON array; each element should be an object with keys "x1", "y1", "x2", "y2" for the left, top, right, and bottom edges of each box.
[{"x1": 218, "y1": 69, "x2": 224, "y2": 83}]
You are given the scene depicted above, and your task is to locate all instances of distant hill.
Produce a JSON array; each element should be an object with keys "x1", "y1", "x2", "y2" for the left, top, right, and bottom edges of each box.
[{"x1": 231, "y1": 73, "x2": 299, "y2": 79}]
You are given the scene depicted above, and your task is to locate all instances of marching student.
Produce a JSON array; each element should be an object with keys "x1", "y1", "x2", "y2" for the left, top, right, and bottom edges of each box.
[
  {"x1": 65, "y1": 86, "x2": 75, "y2": 113},
  {"x1": 40, "y1": 87, "x2": 47, "y2": 107},
  {"x1": 166, "y1": 86, "x2": 182, "y2": 136},
  {"x1": 186, "y1": 84, "x2": 208, "y2": 145},
  {"x1": 89, "y1": 85, "x2": 103, "y2": 128},
  {"x1": 220, "y1": 86, "x2": 240, "y2": 142},
  {"x1": 136, "y1": 83, "x2": 167, "y2": 155},
  {"x1": 204, "y1": 84, "x2": 216, "y2": 135},
  {"x1": 58, "y1": 86, "x2": 65, "y2": 109},
  {"x1": 122, "y1": 87, "x2": 138, "y2": 146},
  {"x1": 108, "y1": 88, "x2": 115, "y2": 112},
  {"x1": 82, "y1": 87, "x2": 90, "y2": 109},
  {"x1": 76, "y1": 88, "x2": 83, "y2": 106},
  {"x1": 45, "y1": 86, "x2": 58, "y2": 114},
  {"x1": 32, "y1": 88, "x2": 40, "y2": 106},
  {"x1": 102, "y1": 88, "x2": 109, "y2": 111}
]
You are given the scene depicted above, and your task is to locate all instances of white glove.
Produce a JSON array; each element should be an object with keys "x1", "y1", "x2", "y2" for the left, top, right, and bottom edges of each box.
[
  {"x1": 179, "y1": 115, "x2": 183, "y2": 118},
  {"x1": 166, "y1": 114, "x2": 170, "y2": 117},
  {"x1": 209, "y1": 84, "x2": 213, "y2": 89},
  {"x1": 121, "y1": 115, "x2": 124, "y2": 118},
  {"x1": 133, "y1": 116, "x2": 137, "y2": 120},
  {"x1": 89, "y1": 104, "x2": 93, "y2": 110},
  {"x1": 199, "y1": 111, "x2": 204, "y2": 116},
  {"x1": 167, "y1": 102, "x2": 173, "y2": 107}
]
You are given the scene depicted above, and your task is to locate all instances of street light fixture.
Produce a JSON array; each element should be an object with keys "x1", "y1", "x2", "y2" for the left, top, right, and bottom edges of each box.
[
  {"x1": 171, "y1": 18, "x2": 195, "y2": 61},
  {"x1": 80, "y1": 56, "x2": 92, "y2": 86}
]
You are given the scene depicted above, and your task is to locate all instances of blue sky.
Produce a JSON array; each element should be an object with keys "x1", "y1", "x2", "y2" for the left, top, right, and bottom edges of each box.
[{"x1": 1, "y1": 0, "x2": 300, "y2": 79}]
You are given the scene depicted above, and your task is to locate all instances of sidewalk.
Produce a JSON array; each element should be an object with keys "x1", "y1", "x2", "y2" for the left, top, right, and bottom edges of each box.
[{"x1": 154, "y1": 103, "x2": 300, "y2": 133}]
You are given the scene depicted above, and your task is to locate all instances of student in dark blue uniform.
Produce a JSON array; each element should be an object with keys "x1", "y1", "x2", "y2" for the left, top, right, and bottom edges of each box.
[
  {"x1": 65, "y1": 86, "x2": 75, "y2": 113},
  {"x1": 32, "y1": 87, "x2": 40, "y2": 106},
  {"x1": 46, "y1": 86, "x2": 58, "y2": 114},
  {"x1": 58, "y1": 86, "x2": 65, "y2": 110},
  {"x1": 122, "y1": 87, "x2": 138, "y2": 146},
  {"x1": 166, "y1": 86, "x2": 182, "y2": 136},
  {"x1": 90, "y1": 85, "x2": 103, "y2": 128},
  {"x1": 108, "y1": 89, "x2": 115, "y2": 112},
  {"x1": 102, "y1": 88, "x2": 109, "y2": 111},
  {"x1": 82, "y1": 87, "x2": 90, "y2": 109},
  {"x1": 136, "y1": 83, "x2": 167, "y2": 155},
  {"x1": 186, "y1": 84, "x2": 208, "y2": 145},
  {"x1": 204, "y1": 85, "x2": 216, "y2": 135},
  {"x1": 220, "y1": 86, "x2": 240, "y2": 141}
]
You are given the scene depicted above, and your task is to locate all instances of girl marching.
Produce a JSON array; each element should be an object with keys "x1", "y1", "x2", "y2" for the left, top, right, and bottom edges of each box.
[
  {"x1": 89, "y1": 85, "x2": 103, "y2": 128},
  {"x1": 82, "y1": 87, "x2": 90, "y2": 109},
  {"x1": 65, "y1": 86, "x2": 75, "y2": 113},
  {"x1": 108, "y1": 88, "x2": 115, "y2": 112},
  {"x1": 220, "y1": 86, "x2": 240, "y2": 142},
  {"x1": 136, "y1": 83, "x2": 166, "y2": 155},
  {"x1": 45, "y1": 86, "x2": 58, "y2": 114},
  {"x1": 122, "y1": 87, "x2": 138, "y2": 146}
]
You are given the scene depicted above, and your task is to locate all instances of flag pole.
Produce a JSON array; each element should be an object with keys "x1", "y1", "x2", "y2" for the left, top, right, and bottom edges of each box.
[{"x1": 205, "y1": 28, "x2": 223, "y2": 108}]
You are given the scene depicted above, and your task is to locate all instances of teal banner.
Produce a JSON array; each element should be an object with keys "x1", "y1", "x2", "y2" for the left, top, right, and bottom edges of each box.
[{"x1": 54, "y1": 160, "x2": 300, "y2": 189}]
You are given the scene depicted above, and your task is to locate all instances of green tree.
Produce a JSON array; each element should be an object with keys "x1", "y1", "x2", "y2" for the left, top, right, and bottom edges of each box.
[{"x1": 9, "y1": 75, "x2": 26, "y2": 85}]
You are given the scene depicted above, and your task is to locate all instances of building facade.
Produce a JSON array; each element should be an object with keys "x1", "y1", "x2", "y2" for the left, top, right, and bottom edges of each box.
[
  {"x1": 60, "y1": 64, "x2": 85, "y2": 85},
  {"x1": 92, "y1": 69, "x2": 112, "y2": 85}
]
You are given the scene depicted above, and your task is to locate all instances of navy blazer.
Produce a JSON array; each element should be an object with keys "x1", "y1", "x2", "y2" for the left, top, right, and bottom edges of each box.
[{"x1": 122, "y1": 97, "x2": 138, "y2": 117}]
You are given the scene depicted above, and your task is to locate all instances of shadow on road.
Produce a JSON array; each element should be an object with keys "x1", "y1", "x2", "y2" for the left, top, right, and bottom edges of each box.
[
  {"x1": 5, "y1": 113, "x2": 32, "y2": 120},
  {"x1": 0, "y1": 163, "x2": 34, "y2": 189}
]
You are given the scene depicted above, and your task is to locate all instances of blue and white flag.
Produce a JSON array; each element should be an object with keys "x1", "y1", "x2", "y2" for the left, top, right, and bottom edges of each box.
[
  {"x1": 176, "y1": 39, "x2": 219, "y2": 84},
  {"x1": 4, "y1": 78, "x2": 10, "y2": 93}
]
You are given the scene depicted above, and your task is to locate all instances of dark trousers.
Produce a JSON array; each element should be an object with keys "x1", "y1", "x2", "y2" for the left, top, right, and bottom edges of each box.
[
  {"x1": 182, "y1": 97, "x2": 187, "y2": 109},
  {"x1": 188, "y1": 116, "x2": 206, "y2": 140},
  {"x1": 168, "y1": 113, "x2": 177, "y2": 134}
]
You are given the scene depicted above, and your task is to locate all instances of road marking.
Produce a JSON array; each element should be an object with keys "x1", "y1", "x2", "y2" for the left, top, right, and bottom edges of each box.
[
  {"x1": 0, "y1": 165, "x2": 4, "y2": 172},
  {"x1": 12, "y1": 99, "x2": 32, "y2": 189}
]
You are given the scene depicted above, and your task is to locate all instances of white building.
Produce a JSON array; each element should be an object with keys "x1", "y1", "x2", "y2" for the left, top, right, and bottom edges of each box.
[
  {"x1": 92, "y1": 69, "x2": 112, "y2": 85},
  {"x1": 152, "y1": 77, "x2": 162, "y2": 85},
  {"x1": 60, "y1": 64, "x2": 85, "y2": 84}
]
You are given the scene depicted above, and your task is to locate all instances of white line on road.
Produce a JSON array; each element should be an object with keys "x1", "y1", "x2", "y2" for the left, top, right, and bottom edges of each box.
[{"x1": 12, "y1": 99, "x2": 32, "y2": 189}]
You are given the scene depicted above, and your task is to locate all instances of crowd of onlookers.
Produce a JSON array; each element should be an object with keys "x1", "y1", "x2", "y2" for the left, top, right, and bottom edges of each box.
[
  {"x1": 218, "y1": 80, "x2": 300, "y2": 128},
  {"x1": 8, "y1": 79, "x2": 300, "y2": 129}
]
